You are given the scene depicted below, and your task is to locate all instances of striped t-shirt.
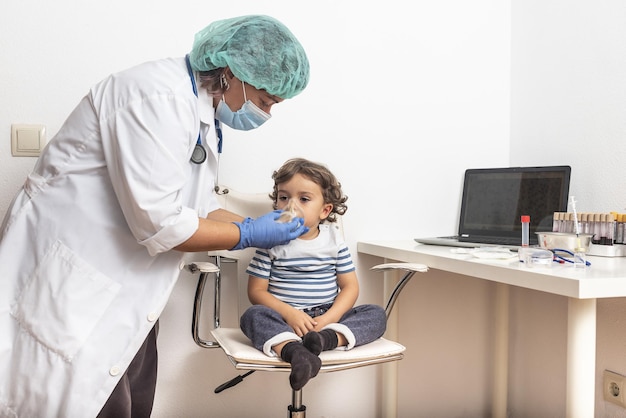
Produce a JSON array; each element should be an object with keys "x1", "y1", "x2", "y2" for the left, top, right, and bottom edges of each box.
[{"x1": 246, "y1": 223, "x2": 355, "y2": 310}]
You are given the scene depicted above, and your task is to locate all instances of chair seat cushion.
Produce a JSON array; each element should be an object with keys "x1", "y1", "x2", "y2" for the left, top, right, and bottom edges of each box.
[{"x1": 211, "y1": 328, "x2": 406, "y2": 371}]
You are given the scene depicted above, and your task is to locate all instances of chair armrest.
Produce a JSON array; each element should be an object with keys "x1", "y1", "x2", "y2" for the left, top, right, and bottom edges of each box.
[
  {"x1": 370, "y1": 262, "x2": 428, "y2": 316},
  {"x1": 371, "y1": 262, "x2": 428, "y2": 273},
  {"x1": 186, "y1": 261, "x2": 220, "y2": 274}
]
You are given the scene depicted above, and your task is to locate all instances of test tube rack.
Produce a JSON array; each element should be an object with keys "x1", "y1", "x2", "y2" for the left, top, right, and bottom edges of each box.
[{"x1": 553, "y1": 212, "x2": 626, "y2": 257}]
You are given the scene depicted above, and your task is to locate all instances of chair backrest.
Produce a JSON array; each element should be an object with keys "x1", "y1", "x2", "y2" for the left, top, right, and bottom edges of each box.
[
  {"x1": 216, "y1": 187, "x2": 273, "y2": 218},
  {"x1": 212, "y1": 187, "x2": 274, "y2": 314}
]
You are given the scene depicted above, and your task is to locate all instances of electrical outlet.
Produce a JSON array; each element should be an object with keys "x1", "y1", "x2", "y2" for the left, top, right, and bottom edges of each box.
[{"x1": 604, "y1": 370, "x2": 626, "y2": 408}]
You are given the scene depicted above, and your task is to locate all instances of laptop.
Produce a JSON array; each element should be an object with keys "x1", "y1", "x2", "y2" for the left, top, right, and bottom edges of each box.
[{"x1": 414, "y1": 165, "x2": 571, "y2": 250}]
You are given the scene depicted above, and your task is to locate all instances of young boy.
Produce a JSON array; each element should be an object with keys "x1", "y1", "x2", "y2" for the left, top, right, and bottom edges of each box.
[{"x1": 240, "y1": 158, "x2": 387, "y2": 391}]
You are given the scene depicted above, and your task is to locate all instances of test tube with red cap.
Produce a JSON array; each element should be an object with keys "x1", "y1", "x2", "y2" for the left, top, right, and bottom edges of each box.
[{"x1": 521, "y1": 215, "x2": 530, "y2": 247}]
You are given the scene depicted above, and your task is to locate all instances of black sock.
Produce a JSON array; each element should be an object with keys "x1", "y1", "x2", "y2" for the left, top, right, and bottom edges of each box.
[
  {"x1": 280, "y1": 341, "x2": 322, "y2": 390},
  {"x1": 302, "y1": 329, "x2": 339, "y2": 356}
]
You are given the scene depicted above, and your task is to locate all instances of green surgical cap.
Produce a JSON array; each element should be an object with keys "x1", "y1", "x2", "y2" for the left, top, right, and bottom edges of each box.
[{"x1": 189, "y1": 15, "x2": 310, "y2": 99}]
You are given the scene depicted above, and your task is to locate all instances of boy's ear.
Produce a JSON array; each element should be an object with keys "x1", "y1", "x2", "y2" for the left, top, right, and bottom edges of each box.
[{"x1": 320, "y1": 203, "x2": 333, "y2": 220}]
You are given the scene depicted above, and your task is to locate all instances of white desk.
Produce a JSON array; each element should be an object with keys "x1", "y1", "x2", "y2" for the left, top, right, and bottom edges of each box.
[{"x1": 358, "y1": 240, "x2": 626, "y2": 418}]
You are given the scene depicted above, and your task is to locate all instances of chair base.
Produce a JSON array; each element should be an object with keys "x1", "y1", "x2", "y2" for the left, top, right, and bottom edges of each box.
[{"x1": 288, "y1": 389, "x2": 306, "y2": 418}]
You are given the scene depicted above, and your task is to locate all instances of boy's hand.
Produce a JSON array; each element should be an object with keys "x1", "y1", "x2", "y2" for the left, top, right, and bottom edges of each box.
[
  {"x1": 311, "y1": 314, "x2": 332, "y2": 332},
  {"x1": 284, "y1": 308, "x2": 317, "y2": 337}
]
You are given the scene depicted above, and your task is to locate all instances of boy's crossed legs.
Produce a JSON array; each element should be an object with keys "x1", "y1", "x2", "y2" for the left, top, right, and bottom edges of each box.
[{"x1": 240, "y1": 304, "x2": 385, "y2": 390}]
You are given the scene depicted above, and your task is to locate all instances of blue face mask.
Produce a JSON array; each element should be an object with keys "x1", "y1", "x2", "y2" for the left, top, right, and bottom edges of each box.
[{"x1": 215, "y1": 81, "x2": 271, "y2": 131}]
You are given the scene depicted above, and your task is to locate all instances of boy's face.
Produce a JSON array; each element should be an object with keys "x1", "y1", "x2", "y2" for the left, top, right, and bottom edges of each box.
[{"x1": 276, "y1": 173, "x2": 333, "y2": 236}]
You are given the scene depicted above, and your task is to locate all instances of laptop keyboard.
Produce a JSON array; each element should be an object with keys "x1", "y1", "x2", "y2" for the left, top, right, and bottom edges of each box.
[{"x1": 463, "y1": 236, "x2": 522, "y2": 246}]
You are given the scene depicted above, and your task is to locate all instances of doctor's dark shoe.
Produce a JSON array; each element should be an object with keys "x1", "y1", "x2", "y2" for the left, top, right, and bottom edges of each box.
[
  {"x1": 302, "y1": 329, "x2": 338, "y2": 355},
  {"x1": 280, "y1": 341, "x2": 321, "y2": 390}
]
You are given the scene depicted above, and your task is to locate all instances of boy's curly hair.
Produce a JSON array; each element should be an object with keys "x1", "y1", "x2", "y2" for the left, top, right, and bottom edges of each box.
[{"x1": 269, "y1": 158, "x2": 348, "y2": 223}]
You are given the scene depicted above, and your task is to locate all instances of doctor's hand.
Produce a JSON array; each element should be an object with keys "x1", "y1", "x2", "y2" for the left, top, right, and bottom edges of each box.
[{"x1": 231, "y1": 210, "x2": 309, "y2": 250}]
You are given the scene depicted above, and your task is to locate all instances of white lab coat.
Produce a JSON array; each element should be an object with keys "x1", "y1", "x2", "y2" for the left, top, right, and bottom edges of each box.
[{"x1": 0, "y1": 57, "x2": 221, "y2": 417}]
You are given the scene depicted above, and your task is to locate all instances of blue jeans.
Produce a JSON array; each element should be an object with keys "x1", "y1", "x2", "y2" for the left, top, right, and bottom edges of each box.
[{"x1": 240, "y1": 304, "x2": 387, "y2": 353}]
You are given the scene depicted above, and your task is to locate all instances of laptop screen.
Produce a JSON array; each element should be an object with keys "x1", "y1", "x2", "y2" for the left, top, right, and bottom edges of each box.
[{"x1": 459, "y1": 166, "x2": 571, "y2": 244}]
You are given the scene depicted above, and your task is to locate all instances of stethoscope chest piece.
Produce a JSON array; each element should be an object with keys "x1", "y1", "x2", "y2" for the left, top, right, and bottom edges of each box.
[
  {"x1": 191, "y1": 143, "x2": 207, "y2": 164},
  {"x1": 186, "y1": 54, "x2": 209, "y2": 165}
]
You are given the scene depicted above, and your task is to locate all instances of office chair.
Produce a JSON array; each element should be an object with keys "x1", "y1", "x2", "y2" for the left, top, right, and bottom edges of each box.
[{"x1": 187, "y1": 186, "x2": 428, "y2": 417}]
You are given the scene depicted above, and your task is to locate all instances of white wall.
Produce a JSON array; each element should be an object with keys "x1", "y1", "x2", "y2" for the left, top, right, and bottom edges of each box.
[
  {"x1": 511, "y1": 1, "x2": 626, "y2": 416},
  {"x1": 7, "y1": 0, "x2": 624, "y2": 416}
]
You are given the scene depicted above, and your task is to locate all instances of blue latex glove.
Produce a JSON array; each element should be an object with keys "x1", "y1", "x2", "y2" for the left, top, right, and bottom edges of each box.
[{"x1": 231, "y1": 210, "x2": 309, "y2": 250}]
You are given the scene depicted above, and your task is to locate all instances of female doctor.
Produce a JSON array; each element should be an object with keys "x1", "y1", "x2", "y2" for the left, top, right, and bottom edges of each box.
[{"x1": 0, "y1": 15, "x2": 309, "y2": 418}]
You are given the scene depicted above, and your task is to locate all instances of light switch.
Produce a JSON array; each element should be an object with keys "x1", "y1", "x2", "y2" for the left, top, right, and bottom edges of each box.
[{"x1": 11, "y1": 124, "x2": 46, "y2": 157}]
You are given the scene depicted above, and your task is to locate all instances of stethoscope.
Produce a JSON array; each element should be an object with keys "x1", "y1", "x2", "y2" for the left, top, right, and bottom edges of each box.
[
  {"x1": 185, "y1": 54, "x2": 223, "y2": 165},
  {"x1": 185, "y1": 55, "x2": 228, "y2": 194},
  {"x1": 552, "y1": 249, "x2": 592, "y2": 266}
]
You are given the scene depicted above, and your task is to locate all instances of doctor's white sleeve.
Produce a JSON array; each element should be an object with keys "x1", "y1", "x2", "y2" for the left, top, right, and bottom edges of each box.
[{"x1": 96, "y1": 84, "x2": 201, "y2": 256}]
